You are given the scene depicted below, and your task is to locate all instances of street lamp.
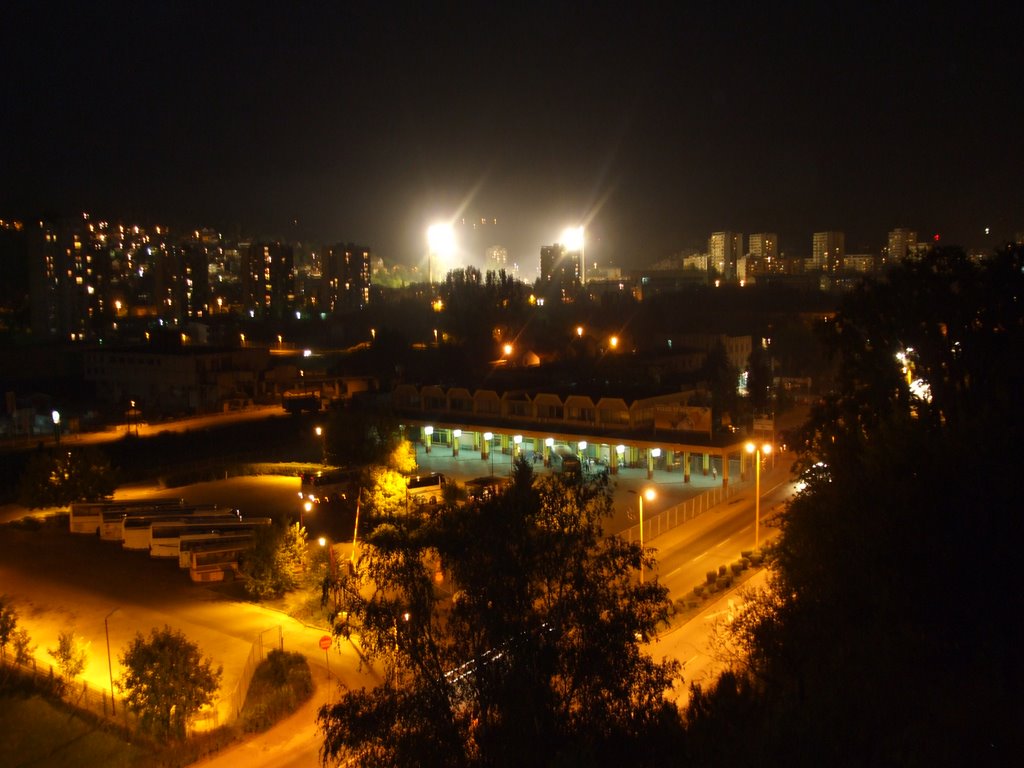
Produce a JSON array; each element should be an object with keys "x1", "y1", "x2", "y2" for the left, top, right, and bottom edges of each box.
[
  {"x1": 104, "y1": 607, "x2": 119, "y2": 714},
  {"x1": 452, "y1": 429, "x2": 461, "y2": 458},
  {"x1": 51, "y1": 410, "x2": 61, "y2": 446},
  {"x1": 483, "y1": 432, "x2": 494, "y2": 475},
  {"x1": 302, "y1": 501, "x2": 312, "y2": 531},
  {"x1": 513, "y1": 435, "x2": 523, "y2": 472},
  {"x1": 628, "y1": 488, "x2": 656, "y2": 583},
  {"x1": 314, "y1": 425, "x2": 325, "y2": 463},
  {"x1": 424, "y1": 425, "x2": 433, "y2": 454},
  {"x1": 745, "y1": 441, "x2": 772, "y2": 550}
]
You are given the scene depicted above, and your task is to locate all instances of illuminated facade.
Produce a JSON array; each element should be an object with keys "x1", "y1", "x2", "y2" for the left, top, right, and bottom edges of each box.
[
  {"x1": 709, "y1": 232, "x2": 742, "y2": 280},
  {"x1": 812, "y1": 231, "x2": 845, "y2": 272},
  {"x1": 321, "y1": 242, "x2": 371, "y2": 313},
  {"x1": 242, "y1": 241, "x2": 294, "y2": 319},
  {"x1": 886, "y1": 228, "x2": 917, "y2": 265},
  {"x1": 539, "y1": 243, "x2": 582, "y2": 297},
  {"x1": 747, "y1": 232, "x2": 779, "y2": 274}
]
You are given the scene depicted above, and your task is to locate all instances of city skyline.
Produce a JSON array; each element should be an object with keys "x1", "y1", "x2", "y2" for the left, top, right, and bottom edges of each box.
[{"x1": 3, "y1": 4, "x2": 1021, "y2": 267}]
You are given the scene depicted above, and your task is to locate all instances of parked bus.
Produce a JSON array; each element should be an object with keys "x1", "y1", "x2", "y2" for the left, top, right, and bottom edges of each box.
[
  {"x1": 101, "y1": 504, "x2": 223, "y2": 542},
  {"x1": 550, "y1": 445, "x2": 582, "y2": 478},
  {"x1": 70, "y1": 499, "x2": 185, "y2": 535},
  {"x1": 122, "y1": 510, "x2": 240, "y2": 550},
  {"x1": 149, "y1": 517, "x2": 272, "y2": 558},
  {"x1": 406, "y1": 472, "x2": 446, "y2": 505},
  {"x1": 178, "y1": 531, "x2": 257, "y2": 569},
  {"x1": 299, "y1": 467, "x2": 359, "y2": 504}
]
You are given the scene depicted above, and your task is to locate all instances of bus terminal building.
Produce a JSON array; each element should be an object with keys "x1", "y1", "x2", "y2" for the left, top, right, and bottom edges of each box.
[{"x1": 390, "y1": 383, "x2": 762, "y2": 486}]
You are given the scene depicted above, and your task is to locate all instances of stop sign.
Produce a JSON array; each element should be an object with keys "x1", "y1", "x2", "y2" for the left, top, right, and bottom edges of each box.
[{"x1": 319, "y1": 635, "x2": 332, "y2": 650}]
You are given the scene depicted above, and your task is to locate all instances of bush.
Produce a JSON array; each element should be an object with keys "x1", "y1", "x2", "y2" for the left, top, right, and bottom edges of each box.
[
  {"x1": 730, "y1": 562, "x2": 743, "y2": 575},
  {"x1": 693, "y1": 584, "x2": 705, "y2": 597},
  {"x1": 705, "y1": 571, "x2": 717, "y2": 585},
  {"x1": 718, "y1": 565, "x2": 727, "y2": 577},
  {"x1": 240, "y1": 650, "x2": 313, "y2": 733}
]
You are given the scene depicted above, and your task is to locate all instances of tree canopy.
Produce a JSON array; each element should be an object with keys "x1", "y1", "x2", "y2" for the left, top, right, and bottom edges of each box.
[
  {"x1": 318, "y1": 458, "x2": 683, "y2": 767},
  {"x1": 17, "y1": 447, "x2": 117, "y2": 508},
  {"x1": 685, "y1": 246, "x2": 1024, "y2": 766},
  {"x1": 118, "y1": 625, "x2": 222, "y2": 740}
]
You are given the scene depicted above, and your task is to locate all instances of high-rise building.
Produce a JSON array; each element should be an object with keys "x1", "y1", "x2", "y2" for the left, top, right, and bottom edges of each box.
[
  {"x1": 486, "y1": 245, "x2": 509, "y2": 274},
  {"x1": 321, "y1": 243, "x2": 371, "y2": 313},
  {"x1": 243, "y1": 241, "x2": 294, "y2": 319},
  {"x1": 747, "y1": 233, "x2": 779, "y2": 274},
  {"x1": 812, "y1": 231, "x2": 845, "y2": 272},
  {"x1": 539, "y1": 243, "x2": 582, "y2": 298},
  {"x1": 887, "y1": 228, "x2": 917, "y2": 265},
  {"x1": 28, "y1": 214, "x2": 112, "y2": 340},
  {"x1": 709, "y1": 232, "x2": 743, "y2": 279}
]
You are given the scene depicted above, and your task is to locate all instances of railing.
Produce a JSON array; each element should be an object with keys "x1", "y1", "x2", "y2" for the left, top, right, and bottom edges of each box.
[
  {"x1": 0, "y1": 654, "x2": 138, "y2": 731},
  {"x1": 225, "y1": 626, "x2": 283, "y2": 724},
  {"x1": 619, "y1": 478, "x2": 751, "y2": 544}
]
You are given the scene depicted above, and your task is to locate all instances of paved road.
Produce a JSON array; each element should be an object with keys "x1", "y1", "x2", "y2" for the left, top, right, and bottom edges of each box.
[{"x1": 0, "y1": 438, "x2": 799, "y2": 766}]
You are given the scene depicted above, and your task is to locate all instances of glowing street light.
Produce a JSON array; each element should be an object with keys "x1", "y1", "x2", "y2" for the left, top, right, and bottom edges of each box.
[
  {"x1": 424, "y1": 425, "x2": 434, "y2": 454},
  {"x1": 560, "y1": 225, "x2": 584, "y2": 252},
  {"x1": 745, "y1": 441, "x2": 773, "y2": 549},
  {"x1": 52, "y1": 410, "x2": 61, "y2": 447},
  {"x1": 426, "y1": 222, "x2": 455, "y2": 284}
]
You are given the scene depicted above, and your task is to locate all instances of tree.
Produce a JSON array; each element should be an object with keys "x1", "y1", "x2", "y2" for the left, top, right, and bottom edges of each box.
[
  {"x1": 699, "y1": 340, "x2": 738, "y2": 431},
  {"x1": 324, "y1": 407, "x2": 405, "y2": 468},
  {"x1": 118, "y1": 625, "x2": 222, "y2": 740},
  {"x1": 685, "y1": 247, "x2": 1024, "y2": 765},
  {"x1": 47, "y1": 630, "x2": 88, "y2": 690},
  {"x1": 239, "y1": 522, "x2": 309, "y2": 599},
  {"x1": 318, "y1": 457, "x2": 683, "y2": 766},
  {"x1": 17, "y1": 446, "x2": 117, "y2": 508},
  {"x1": 745, "y1": 341, "x2": 773, "y2": 414},
  {"x1": 0, "y1": 596, "x2": 18, "y2": 657}
]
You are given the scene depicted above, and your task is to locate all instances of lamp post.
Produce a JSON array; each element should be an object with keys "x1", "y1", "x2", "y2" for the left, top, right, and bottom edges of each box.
[
  {"x1": 628, "y1": 489, "x2": 656, "y2": 582},
  {"x1": 314, "y1": 425, "x2": 325, "y2": 463},
  {"x1": 513, "y1": 435, "x2": 523, "y2": 475},
  {"x1": 52, "y1": 410, "x2": 61, "y2": 447},
  {"x1": 745, "y1": 441, "x2": 772, "y2": 550},
  {"x1": 104, "y1": 607, "x2": 119, "y2": 714},
  {"x1": 483, "y1": 432, "x2": 494, "y2": 476},
  {"x1": 424, "y1": 425, "x2": 433, "y2": 454},
  {"x1": 302, "y1": 501, "x2": 312, "y2": 532},
  {"x1": 350, "y1": 493, "x2": 362, "y2": 569}
]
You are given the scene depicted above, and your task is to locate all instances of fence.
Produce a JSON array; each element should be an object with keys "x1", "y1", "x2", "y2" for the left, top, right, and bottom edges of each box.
[
  {"x1": 620, "y1": 478, "x2": 751, "y2": 544},
  {"x1": 1, "y1": 626, "x2": 283, "y2": 735},
  {"x1": 0, "y1": 654, "x2": 138, "y2": 731},
  {"x1": 224, "y1": 625, "x2": 283, "y2": 725}
]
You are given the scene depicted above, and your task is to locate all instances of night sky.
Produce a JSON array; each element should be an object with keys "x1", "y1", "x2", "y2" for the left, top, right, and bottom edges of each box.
[{"x1": 3, "y1": 2, "x2": 1021, "y2": 269}]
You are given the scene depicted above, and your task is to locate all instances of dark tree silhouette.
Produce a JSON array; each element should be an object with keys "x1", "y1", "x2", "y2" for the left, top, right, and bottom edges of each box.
[
  {"x1": 684, "y1": 246, "x2": 1024, "y2": 766},
  {"x1": 318, "y1": 457, "x2": 683, "y2": 767}
]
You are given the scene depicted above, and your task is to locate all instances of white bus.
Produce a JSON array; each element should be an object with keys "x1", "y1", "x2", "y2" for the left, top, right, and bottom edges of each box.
[
  {"x1": 122, "y1": 510, "x2": 240, "y2": 550},
  {"x1": 406, "y1": 472, "x2": 446, "y2": 505},
  {"x1": 299, "y1": 467, "x2": 359, "y2": 504},
  {"x1": 178, "y1": 531, "x2": 257, "y2": 569},
  {"x1": 101, "y1": 504, "x2": 223, "y2": 542},
  {"x1": 149, "y1": 517, "x2": 272, "y2": 558},
  {"x1": 70, "y1": 499, "x2": 185, "y2": 535}
]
